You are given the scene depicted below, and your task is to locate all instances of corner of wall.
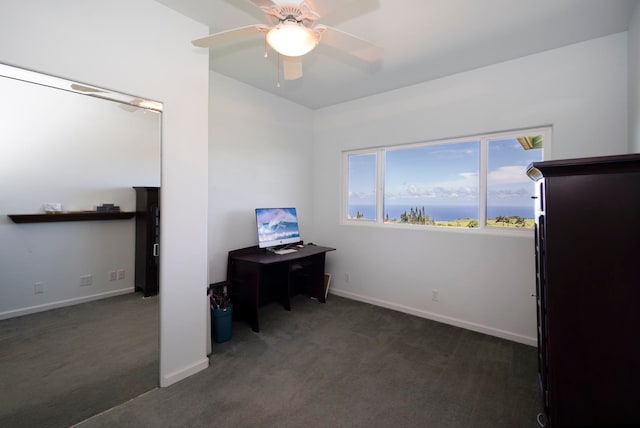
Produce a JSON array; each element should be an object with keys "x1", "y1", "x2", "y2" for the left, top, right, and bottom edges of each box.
[
  {"x1": 629, "y1": 1, "x2": 640, "y2": 153},
  {"x1": 160, "y1": 357, "x2": 210, "y2": 387}
]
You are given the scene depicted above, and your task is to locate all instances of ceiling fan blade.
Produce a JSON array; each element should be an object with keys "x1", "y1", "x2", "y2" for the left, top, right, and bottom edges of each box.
[
  {"x1": 305, "y1": 0, "x2": 360, "y2": 19},
  {"x1": 70, "y1": 83, "x2": 106, "y2": 93},
  {"x1": 283, "y1": 56, "x2": 303, "y2": 81},
  {"x1": 119, "y1": 103, "x2": 139, "y2": 112},
  {"x1": 249, "y1": 0, "x2": 282, "y2": 23},
  {"x1": 248, "y1": 0, "x2": 278, "y2": 8},
  {"x1": 315, "y1": 25, "x2": 383, "y2": 62},
  {"x1": 192, "y1": 24, "x2": 269, "y2": 48}
]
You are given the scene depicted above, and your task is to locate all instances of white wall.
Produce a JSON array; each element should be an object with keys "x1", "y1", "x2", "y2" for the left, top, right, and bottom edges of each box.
[
  {"x1": 312, "y1": 33, "x2": 628, "y2": 345},
  {"x1": 0, "y1": 0, "x2": 209, "y2": 387},
  {"x1": 208, "y1": 73, "x2": 314, "y2": 283},
  {"x1": 0, "y1": 76, "x2": 160, "y2": 318},
  {"x1": 630, "y1": 1, "x2": 640, "y2": 152}
]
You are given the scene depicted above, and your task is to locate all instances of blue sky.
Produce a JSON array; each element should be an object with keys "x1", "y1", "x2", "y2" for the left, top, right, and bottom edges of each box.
[
  {"x1": 348, "y1": 137, "x2": 543, "y2": 208},
  {"x1": 348, "y1": 153, "x2": 377, "y2": 205},
  {"x1": 385, "y1": 140, "x2": 479, "y2": 206},
  {"x1": 487, "y1": 138, "x2": 542, "y2": 206}
]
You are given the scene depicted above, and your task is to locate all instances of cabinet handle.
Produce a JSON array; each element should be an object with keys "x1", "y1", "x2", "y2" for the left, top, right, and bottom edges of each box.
[
  {"x1": 537, "y1": 412, "x2": 547, "y2": 427},
  {"x1": 153, "y1": 243, "x2": 159, "y2": 257},
  {"x1": 531, "y1": 196, "x2": 538, "y2": 199}
]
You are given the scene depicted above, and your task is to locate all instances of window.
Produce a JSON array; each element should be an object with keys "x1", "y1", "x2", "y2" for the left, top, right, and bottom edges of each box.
[
  {"x1": 487, "y1": 135, "x2": 544, "y2": 228},
  {"x1": 343, "y1": 127, "x2": 548, "y2": 230},
  {"x1": 384, "y1": 140, "x2": 479, "y2": 227},
  {"x1": 346, "y1": 152, "x2": 377, "y2": 221}
]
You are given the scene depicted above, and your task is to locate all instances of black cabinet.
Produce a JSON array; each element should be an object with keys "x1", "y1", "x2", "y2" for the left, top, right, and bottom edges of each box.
[
  {"x1": 134, "y1": 186, "x2": 159, "y2": 297},
  {"x1": 527, "y1": 154, "x2": 640, "y2": 427}
]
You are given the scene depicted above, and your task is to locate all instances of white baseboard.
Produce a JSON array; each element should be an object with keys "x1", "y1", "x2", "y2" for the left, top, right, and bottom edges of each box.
[
  {"x1": 329, "y1": 288, "x2": 537, "y2": 347},
  {"x1": 160, "y1": 357, "x2": 209, "y2": 387},
  {"x1": 0, "y1": 287, "x2": 135, "y2": 320}
]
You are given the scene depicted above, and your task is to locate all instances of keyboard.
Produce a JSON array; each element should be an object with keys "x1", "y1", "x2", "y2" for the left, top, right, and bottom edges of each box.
[{"x1": 274, "y1": 248, "x2": 297, "y2": 255}]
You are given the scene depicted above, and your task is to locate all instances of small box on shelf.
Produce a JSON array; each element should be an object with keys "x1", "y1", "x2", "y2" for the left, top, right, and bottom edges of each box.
[{"x1": 96, "y1": 203, "x2": 120, "y2": 213}]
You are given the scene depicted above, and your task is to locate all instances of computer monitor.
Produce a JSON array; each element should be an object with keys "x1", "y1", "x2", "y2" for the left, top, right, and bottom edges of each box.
[{"x1": 255, "y1": 207, "x2": 301, "y2": 249}]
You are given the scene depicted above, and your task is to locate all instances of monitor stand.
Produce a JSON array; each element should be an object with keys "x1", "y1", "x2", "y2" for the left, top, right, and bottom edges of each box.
[{"x1": 266, "y1": 244, "x2": 298, "y2": 255}]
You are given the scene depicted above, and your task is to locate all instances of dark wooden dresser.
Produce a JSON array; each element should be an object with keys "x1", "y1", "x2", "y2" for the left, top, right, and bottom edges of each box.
[
  {"x1": 134, "y1": 186, "x2": 159, "y2": 297},
  {"x1": 527, "y1": 154, "x2": 640, "y2": 427}
]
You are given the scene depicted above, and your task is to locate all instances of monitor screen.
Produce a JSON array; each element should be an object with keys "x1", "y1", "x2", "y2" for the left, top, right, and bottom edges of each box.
[{"x1": 255, "y1": 207, "x2": 301, "y2": 248}]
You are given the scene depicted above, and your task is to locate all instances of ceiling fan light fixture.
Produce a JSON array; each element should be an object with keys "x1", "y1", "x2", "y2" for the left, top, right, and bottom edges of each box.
[{"x1": 266, "y1": 20, "x2": 318, "y2": 57}]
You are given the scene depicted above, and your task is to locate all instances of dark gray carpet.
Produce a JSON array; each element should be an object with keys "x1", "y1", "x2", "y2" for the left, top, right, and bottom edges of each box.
[
  {"x1": 0, "y1": 293, "x2": 159, "y2": 428},
  {"x1": 77, "y1": 295, "x2": 542, "y2": 428}
]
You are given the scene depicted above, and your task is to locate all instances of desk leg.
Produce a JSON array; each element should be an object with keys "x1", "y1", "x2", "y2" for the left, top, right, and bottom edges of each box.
[
  {"x1": 250, "y1": 268, "x2": 261, "y2": 332},
  {"x1": 310, "y1": 254, "x2": 327, "y2": 303},
  {"x1": 229, "y1": 259, "x2": 261, "y2": 333}
]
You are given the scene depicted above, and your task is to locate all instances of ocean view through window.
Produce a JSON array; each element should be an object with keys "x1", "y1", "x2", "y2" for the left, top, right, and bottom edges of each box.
[
  {"x1": 344, "y1": 127, "x2": 549, "y2": 230},
  {"x1": 347, "y1": 152, "x2": 377, "y2": 221}
]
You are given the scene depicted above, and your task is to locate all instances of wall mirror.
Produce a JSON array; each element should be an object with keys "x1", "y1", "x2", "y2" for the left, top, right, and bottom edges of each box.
[{"x1": 0, "y1": 63, "x2": 161, "y2": 427}]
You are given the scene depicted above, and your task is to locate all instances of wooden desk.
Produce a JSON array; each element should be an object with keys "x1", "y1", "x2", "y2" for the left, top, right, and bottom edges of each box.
[{"x1": 227, "y1": 244, "x2": 335, "y2": 332}]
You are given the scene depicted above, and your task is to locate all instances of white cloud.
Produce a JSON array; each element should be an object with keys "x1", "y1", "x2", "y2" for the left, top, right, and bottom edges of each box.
[
  {"x1": 388, "y1": 184, "x2": 477, "y2": 201},
  {"x1": 487, "y1": 166, "x2": 530, "y2": 184},
  {"x1": 387, "y1": 171, "x2": 480, "y2": 202},
  {"x1": 488, "y1": 188, "x2": 530, "y2": 200},
  {"x1": 348, "y1": 191, "x2": 375, "y2": 201}
]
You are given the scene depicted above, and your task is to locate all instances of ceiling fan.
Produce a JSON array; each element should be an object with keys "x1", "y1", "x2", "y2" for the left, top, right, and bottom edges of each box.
[{"x1": 192, "y1": 0, "x2": 383, "y2": 84}]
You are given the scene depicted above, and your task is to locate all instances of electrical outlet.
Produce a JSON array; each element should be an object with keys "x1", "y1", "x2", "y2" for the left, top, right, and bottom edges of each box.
[
  {"x1": 80, "y1": 275, "x2": 93, "y2": 287},
  {"x1": 117, "y1": 269, "x2": 125, "y2": 280},
  {"x1": 34, "y1": 282, "x2": 44, "y2": 294},
  {"x1": 432, "y1": 289, "x2": 439, "y2": 302},
  {"x1": 109, "y1": 271, "x2": 117, "y2": 281},
  {"x1": 345, "y1": 272, "x2": 351, "y2": 283}
]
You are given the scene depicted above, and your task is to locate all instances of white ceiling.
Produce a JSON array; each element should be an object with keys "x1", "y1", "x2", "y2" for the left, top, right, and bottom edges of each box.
[{"x1": 156, "y1": 0, "x2": 637, "y2": 109}]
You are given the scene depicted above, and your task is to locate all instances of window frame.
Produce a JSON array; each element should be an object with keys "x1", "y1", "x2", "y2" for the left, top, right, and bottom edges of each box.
[
  {"x1": 342, "y1": 148, "x2": 380, "y2": 222},
  {"x1": 342, "y1": 126, "x2": 551, "y2": 235}
]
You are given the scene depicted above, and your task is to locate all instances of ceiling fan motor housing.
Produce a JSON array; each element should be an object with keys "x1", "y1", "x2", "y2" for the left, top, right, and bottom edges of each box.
[{"x1": 265, "y1": 2, "x2": 320, "y2": 26}]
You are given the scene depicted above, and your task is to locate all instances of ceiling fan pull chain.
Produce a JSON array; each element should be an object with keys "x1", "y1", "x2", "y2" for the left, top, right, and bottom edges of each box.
[
  {"x1": 276, "y1": 53, "x2": 281, "y2": 88},
  {"x1": 263, "y1": 34, "x2": 268, "y2": 59}
]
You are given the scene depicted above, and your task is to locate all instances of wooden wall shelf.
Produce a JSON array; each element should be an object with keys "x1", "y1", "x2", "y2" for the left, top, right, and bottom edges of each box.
[{"x1": 8, "y1": 212, "x2": 135, "y2": 223}]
